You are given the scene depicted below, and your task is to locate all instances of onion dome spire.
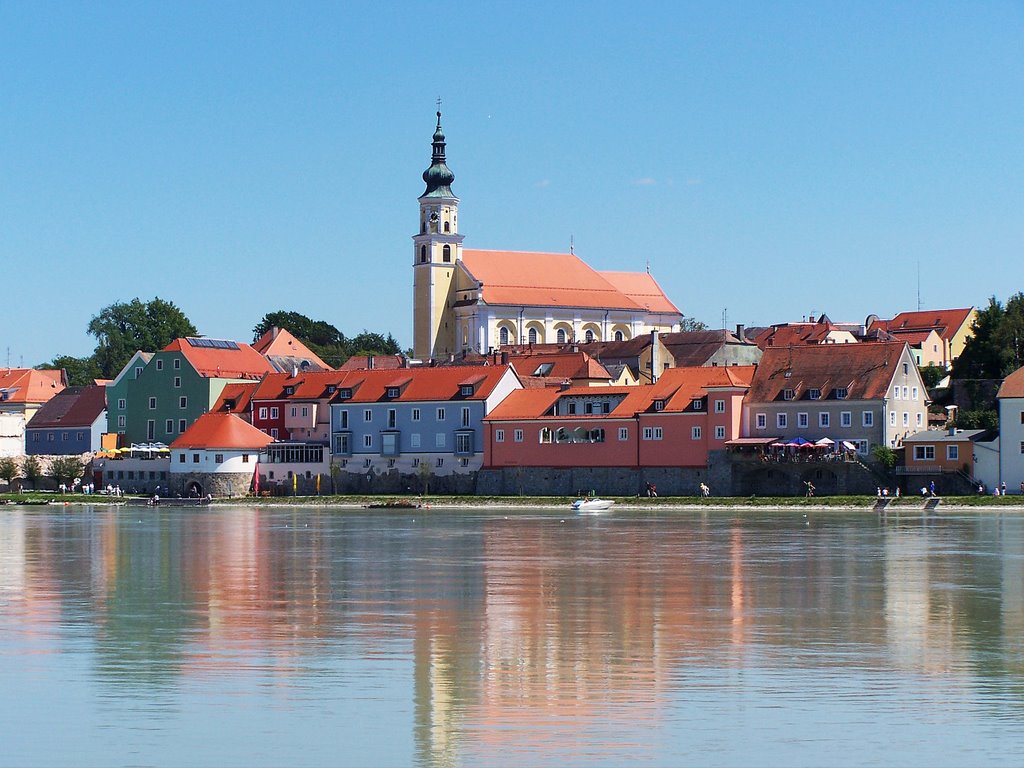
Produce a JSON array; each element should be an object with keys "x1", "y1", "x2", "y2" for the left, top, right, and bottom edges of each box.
[{"x1": 421, "y1": 111, "x2": 456, "y2": 198}]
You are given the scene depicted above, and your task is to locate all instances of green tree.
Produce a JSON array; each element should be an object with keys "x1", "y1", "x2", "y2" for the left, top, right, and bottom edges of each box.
[
  {"x1": 919, "y1": 364, "x2": 946, "y2": 389},
  {"x1": 680, "y1": 317, "x2": 709, "y2": 332},
  {"x1": 22, "y1": 456, "x2": 43, "y2": 490},
  {"x1": 253, "y1": 310, "x2": 401, "y2": 367},
  {"x1": 49, "y1": 456, "x2": 84, "y2": 489},
  {"x1": 0, "y1": 457, "x2": 19, "y2": 490},
  {"x1": 955, "y1": 409, "x2": 999, "y2": 430},
  {"x1": 89, "y1": 297, "x2": 198, "y2": 379},
  {"x1": 38, "y1": 355, "x2": 101, "y2": 387},
  {"x1": 872, "y1": 445, "x2": 898, "y2": 469},
  {"x1": 953, "y1": 293, "x2": 1024, "y2": 379}
]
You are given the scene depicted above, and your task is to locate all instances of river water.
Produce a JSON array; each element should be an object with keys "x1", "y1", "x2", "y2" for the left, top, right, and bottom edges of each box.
[{"x1": 1, "y1": 503, "x2": 1023, "y2": 767}]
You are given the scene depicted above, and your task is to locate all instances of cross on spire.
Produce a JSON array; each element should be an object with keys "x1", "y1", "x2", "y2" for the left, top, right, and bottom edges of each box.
[{"x1": 436, "y1": 96, "x2": 442, "y2": 111}]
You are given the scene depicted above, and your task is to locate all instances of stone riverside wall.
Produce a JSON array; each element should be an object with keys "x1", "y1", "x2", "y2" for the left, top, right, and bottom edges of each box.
[
  {"x1": 475, "y1": 465, "x2": 714, "y2": 497},
  {"x1": 168, "y1": 472, "x2": 252, "y2": 498}
]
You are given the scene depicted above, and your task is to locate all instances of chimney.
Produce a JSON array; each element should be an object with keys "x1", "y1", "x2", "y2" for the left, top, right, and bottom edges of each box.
[
  {"x1": 735, "y1": 323, "x2": 745, "y2": 341},
  {"x1": 367, "y1": 355, "x2": 375, "y2": 370},
  {"x1": 272, "y1": 326, "x2": 280, "y2": 340},
  {"x1": 401, "y1": 356, "x2": 408, "y2": 369},
  {"x1": 500, "y1": 351, "x2": 509, "y2": 365},
  {"x1": 650, "y1": 330, "x2": 659, "y2": 384},
  {"x1": 560, "y1": 380, "x2": 571, "y2": 391},
  {"x1": 291, "y1": 365, "x2": 298, "y2": 378}
]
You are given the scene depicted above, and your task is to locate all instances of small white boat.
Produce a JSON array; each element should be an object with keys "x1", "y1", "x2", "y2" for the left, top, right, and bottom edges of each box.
[{"x1": 572, "y1": 498, "x2": 615, "y2": 512}]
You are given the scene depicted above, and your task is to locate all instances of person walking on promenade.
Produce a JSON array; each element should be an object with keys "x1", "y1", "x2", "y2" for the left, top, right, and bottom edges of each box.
[{"x1": 805, "y1": 481, "x2": 815, "y2": 497}]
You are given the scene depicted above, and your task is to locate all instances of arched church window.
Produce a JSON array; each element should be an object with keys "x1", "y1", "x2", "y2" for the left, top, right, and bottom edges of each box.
[
  {"x1": 421, "y1": 222, "x2": 426, "y2": 233},
  {"x1": 556, "y1": 328, "x2": 567, "y2": 344},
  {"x1": 444, "y1": 221, "x2": 450, "y2": 233},
  {"x1": 528, "y1": 328, "x2": 538, "y2": 344},
  {"x1": 585, "y1": 329, "x2": 595, "y2": 343},
  {"x1": 614, "y1": 330, "x2": 624, "y2": 341},
  {"x1": 443, "y1": 245, "x2": 451, "y2": 262},
  {"x1": 499, "y1": 327, "x2": 510, "y2": 346},
  {"x1": 420, "y1": 245, "x2": 427, "y2": 263}
]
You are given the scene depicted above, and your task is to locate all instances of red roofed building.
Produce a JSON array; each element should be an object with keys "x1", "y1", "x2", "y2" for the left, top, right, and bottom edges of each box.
[
  {"x1": 483, "y1": 367, "x2": 753, "y2": 485},
  {"x1": 252, "y1": 327, "x2": 332, "y2": 372},
  {"x1": 0, "y1": 368, "x2": 67, "y2": 456},
  {"x1": 412, "y1": 111, "x2": 682, "y2": 362},
  {"x1": 169, "y1": 412, "x2": 272, "y2": 497},
  {"x1": 868, "y1": 307, "x2": 977, "y2": 369},
  {"x1": 743, "y1": 341, "x2": 928, "y2": 453},
  {"x1": 997, "y1": 366, "x2": 1024, "y2": 493}
]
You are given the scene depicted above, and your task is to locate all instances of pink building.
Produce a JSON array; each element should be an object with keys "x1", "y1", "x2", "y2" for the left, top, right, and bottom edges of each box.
[{"x1": 484, "y1": 367, "x2": 754, "y2": 469}]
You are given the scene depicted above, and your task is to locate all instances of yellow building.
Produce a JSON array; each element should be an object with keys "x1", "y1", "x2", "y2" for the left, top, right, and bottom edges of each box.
[{"x1": 412, "y1": 113, "x2": 682, "y2": 363}]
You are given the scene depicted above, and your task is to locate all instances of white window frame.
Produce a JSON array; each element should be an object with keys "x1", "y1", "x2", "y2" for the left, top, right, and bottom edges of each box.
[
  {"x1": 777, "y1": 413, "x2": 787, "y2": 429},
  {"x1": 618, "y1": 427, "x2": 629, "y2": 441},
  {"x1": 819, "y1": 412, "x2": 830, "y2": 428},
  {"x1": 797, "y1": 412, "x2": 808, "y2": 429},
  {"x1": 914, "y1": 445, "x2": 935, "y2": 461},
  {"x1": 513, "y1": 429, "x2": 524, "y2": 443},
  {"x1": 437, "y1": 408, "x2": 446, "y2": 421},
  {"x1": 691, "y1": 426, "x2": 702, "y2": 440},
  {"x1": 756, "y1": 413, "x2": 766, "y2": 430},
  {"x1": 946, "y1": 445, "x2": 958, "y2": 461},
  {"x1": 495, "y1": 429, "x2": 504, "y2": 443},
  {"x1": 863, "y1": 411, "x2": 874, "y2": 427},
  {"x1": 840, "y1": 411, "x2": 852, "y2": 428},
  {"x1": 412, "y1": 408, "x2": 421, "y2": 422},
  {"x1": 714, "y1": 400, "x2": 725, "y2": 413},
  {"x1": 715, "y1": 425, "x2": 726, "y2": 440}
]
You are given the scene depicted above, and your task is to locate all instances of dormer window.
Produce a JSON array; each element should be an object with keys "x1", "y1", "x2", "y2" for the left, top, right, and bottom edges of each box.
[
  {"x1": 836, "y1": 387, "x2": 848, "y2": 400},
  {"x1": 808, "y1": 389, "x2": 821, "y2": 400},
  {"x1": 338, "y1": 389, "x2": 352, "y2": 400},
  {"x1": 284, "y1": 386, "x2": 295, "y2": 396},
  {"x1": 327, "y1": 385, "x2": 336, "y2": 394},
  {"x1": 783, "y1": 389, "x2": 795, "y2": 400},
  {"x1": 654, "y1": 400, "x2": 665, "y2": 411},
  {"x1": 692, "y1": 399, "x2": 703, "y2": 410},
  {"x1": 386, "y1": 387, "x2": 400, "y2": 398},
  {"x1": 460, "y1": 385, "x2": 474, "y2": 396}
]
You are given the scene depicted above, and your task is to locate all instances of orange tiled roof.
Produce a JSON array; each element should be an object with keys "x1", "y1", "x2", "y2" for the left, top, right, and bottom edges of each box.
[
  {"x1": 250, "y1": 370, "x2": 350, "y2": 401},
  {"x1": 869, "y1": 308, "x2": 974, "y2": 341},
  {"x1": 213, "y1": 382, "x2": 259, "y2": 414},
  {"x1": 170, "y1": 412, "x2": 274, "y2": 450},
  {"x1": 599, "y1": 271, "x2": 681, "y2": 314},
  {"x1": 997, "y1": 366, "x2": 1024, "y2": 399},
  {"x1": 486, "y1": 368, "x2": 752, "y2": 421},
  {"x1": 162, "y1": 338, "x2": 276, "y2": 379},
  {"x1": 461, "y1": 250, "x2": 680, "y2": 314},
  {"x1": 252, "y1": 327, "x2": 332, "y2": 371},
  {"x1": 748, "y1": 342, "x2": 908, "y2": 403},
  {"x1": 507, "y1": 352, "x2": 612, "y2": 382},
  {"x1": 338, "y1": 365, "x2": 514, "y2": 403},
  {"x1": 0, "y1": 368, "x2": 65, "y2": 406}
]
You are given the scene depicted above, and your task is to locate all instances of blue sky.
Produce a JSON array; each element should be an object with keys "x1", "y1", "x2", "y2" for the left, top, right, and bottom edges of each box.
[{"x1": 3, "y1": 2, "x2": 1022, "y2": 365}]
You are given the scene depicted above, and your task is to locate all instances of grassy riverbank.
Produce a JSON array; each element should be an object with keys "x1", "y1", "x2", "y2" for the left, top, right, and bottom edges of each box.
[{"x1": 4, "y1": 491, "x2": 1024, "y2": 509}]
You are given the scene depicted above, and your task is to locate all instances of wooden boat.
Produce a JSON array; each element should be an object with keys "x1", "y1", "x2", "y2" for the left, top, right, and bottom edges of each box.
[{"x1": 571, "y1": 498, "x2": 614, "y2": 512}]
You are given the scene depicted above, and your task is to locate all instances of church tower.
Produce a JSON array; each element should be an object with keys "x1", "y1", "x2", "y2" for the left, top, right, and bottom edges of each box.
[{"x1": 413, "y1": 111, "x2": 464, "y2": 362}]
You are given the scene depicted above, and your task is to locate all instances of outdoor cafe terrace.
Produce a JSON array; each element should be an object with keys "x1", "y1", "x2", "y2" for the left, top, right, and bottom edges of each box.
[{"x1": 725, "y1": 437, "x2": 861, "y2": 463}]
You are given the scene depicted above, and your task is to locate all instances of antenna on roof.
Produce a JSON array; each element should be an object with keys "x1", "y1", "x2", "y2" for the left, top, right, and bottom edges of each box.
[
  {"x1": 646, "y1": 259, "x2": 650, "y2": 274},
  {"x1": 570, "y1": 234, "x2": 574, "y2": 255},
  {"x1": 916, "y1": 260, "x2": 921, "y2": 311},
  {"x1": 722, "y1": 308, "x2": 728, "y2": 330}
]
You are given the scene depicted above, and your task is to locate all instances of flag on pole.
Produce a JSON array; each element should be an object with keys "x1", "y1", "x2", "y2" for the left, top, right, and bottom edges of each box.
[{"x1": 252, "y1": 462, "x2": 260, "y2": 495}]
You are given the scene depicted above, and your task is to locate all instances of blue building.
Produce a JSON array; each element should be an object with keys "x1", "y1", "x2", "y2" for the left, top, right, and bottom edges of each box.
[
  {"x1": 25, "y1": 385, "x2": 107, "y2": 455},
  {"x1": 329, "y1": 365, "x2": 520, "y2": 478}
]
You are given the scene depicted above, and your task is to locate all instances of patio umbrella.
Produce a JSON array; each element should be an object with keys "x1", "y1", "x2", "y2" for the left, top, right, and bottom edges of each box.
[{"x1": 815, "y1": 438, "x2": 834, "y2": 446}]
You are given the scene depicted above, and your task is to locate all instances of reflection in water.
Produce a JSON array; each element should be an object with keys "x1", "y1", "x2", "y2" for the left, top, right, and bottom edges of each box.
[{"x1": 1, "y1": 506, "x2": 1024, "y2": 766}]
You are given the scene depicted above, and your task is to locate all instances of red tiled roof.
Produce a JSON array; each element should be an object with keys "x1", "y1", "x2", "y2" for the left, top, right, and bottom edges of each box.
[
  {"x1": 170, "y1": 412, "x2": 274, "y2": 450},
  {"x1": 162, "y1": 338, "x2": 276, "y2": 379},
  {"x1": 754, "y1": 321, "x2": 854, "y2": 350},
  {"x1": 213, "y1": 382, "x2": 259, "y2": 414},
  {"x1": 252, "y1": 327, "x2": 332, "y2": 371},
  {"x1": 507, "y1": 352, "x2": 612, "y2": 382},
  {"x1": 337, "y1": 365, "x2": 514, "y2": 403},
  {"x1": 869, "y1": 308, "x2": 975, "y2": 341},
  {"x1": 0, "y1": 368, "x2": 65, "y2": 406},
  {"x1": 461, "y1": 250, "x2": 680, "y2": 314},
  {"x1": 249, "y1": 371, "x2": 350, "y2": 402},
  {"x1": 748, "y1": 342, "x2": 908, "y2": 403},
  {"x1": 997, "y1": 366, "x2": 1024, "y2": 399},
  {"x1": 599, "y1": 271, "x2": 681, "y2": 314},
  {"x1": 26, "y1": 384, "x2": 106, "y2": 428},
  {"x1": 486, "y1": 367, "x2": 753, "y2": 421}
]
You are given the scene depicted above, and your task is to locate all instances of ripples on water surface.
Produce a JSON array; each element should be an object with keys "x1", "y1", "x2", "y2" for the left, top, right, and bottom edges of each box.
[{"x1": 1, "y1": 504, "x2": 1024, "y2": 767}]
